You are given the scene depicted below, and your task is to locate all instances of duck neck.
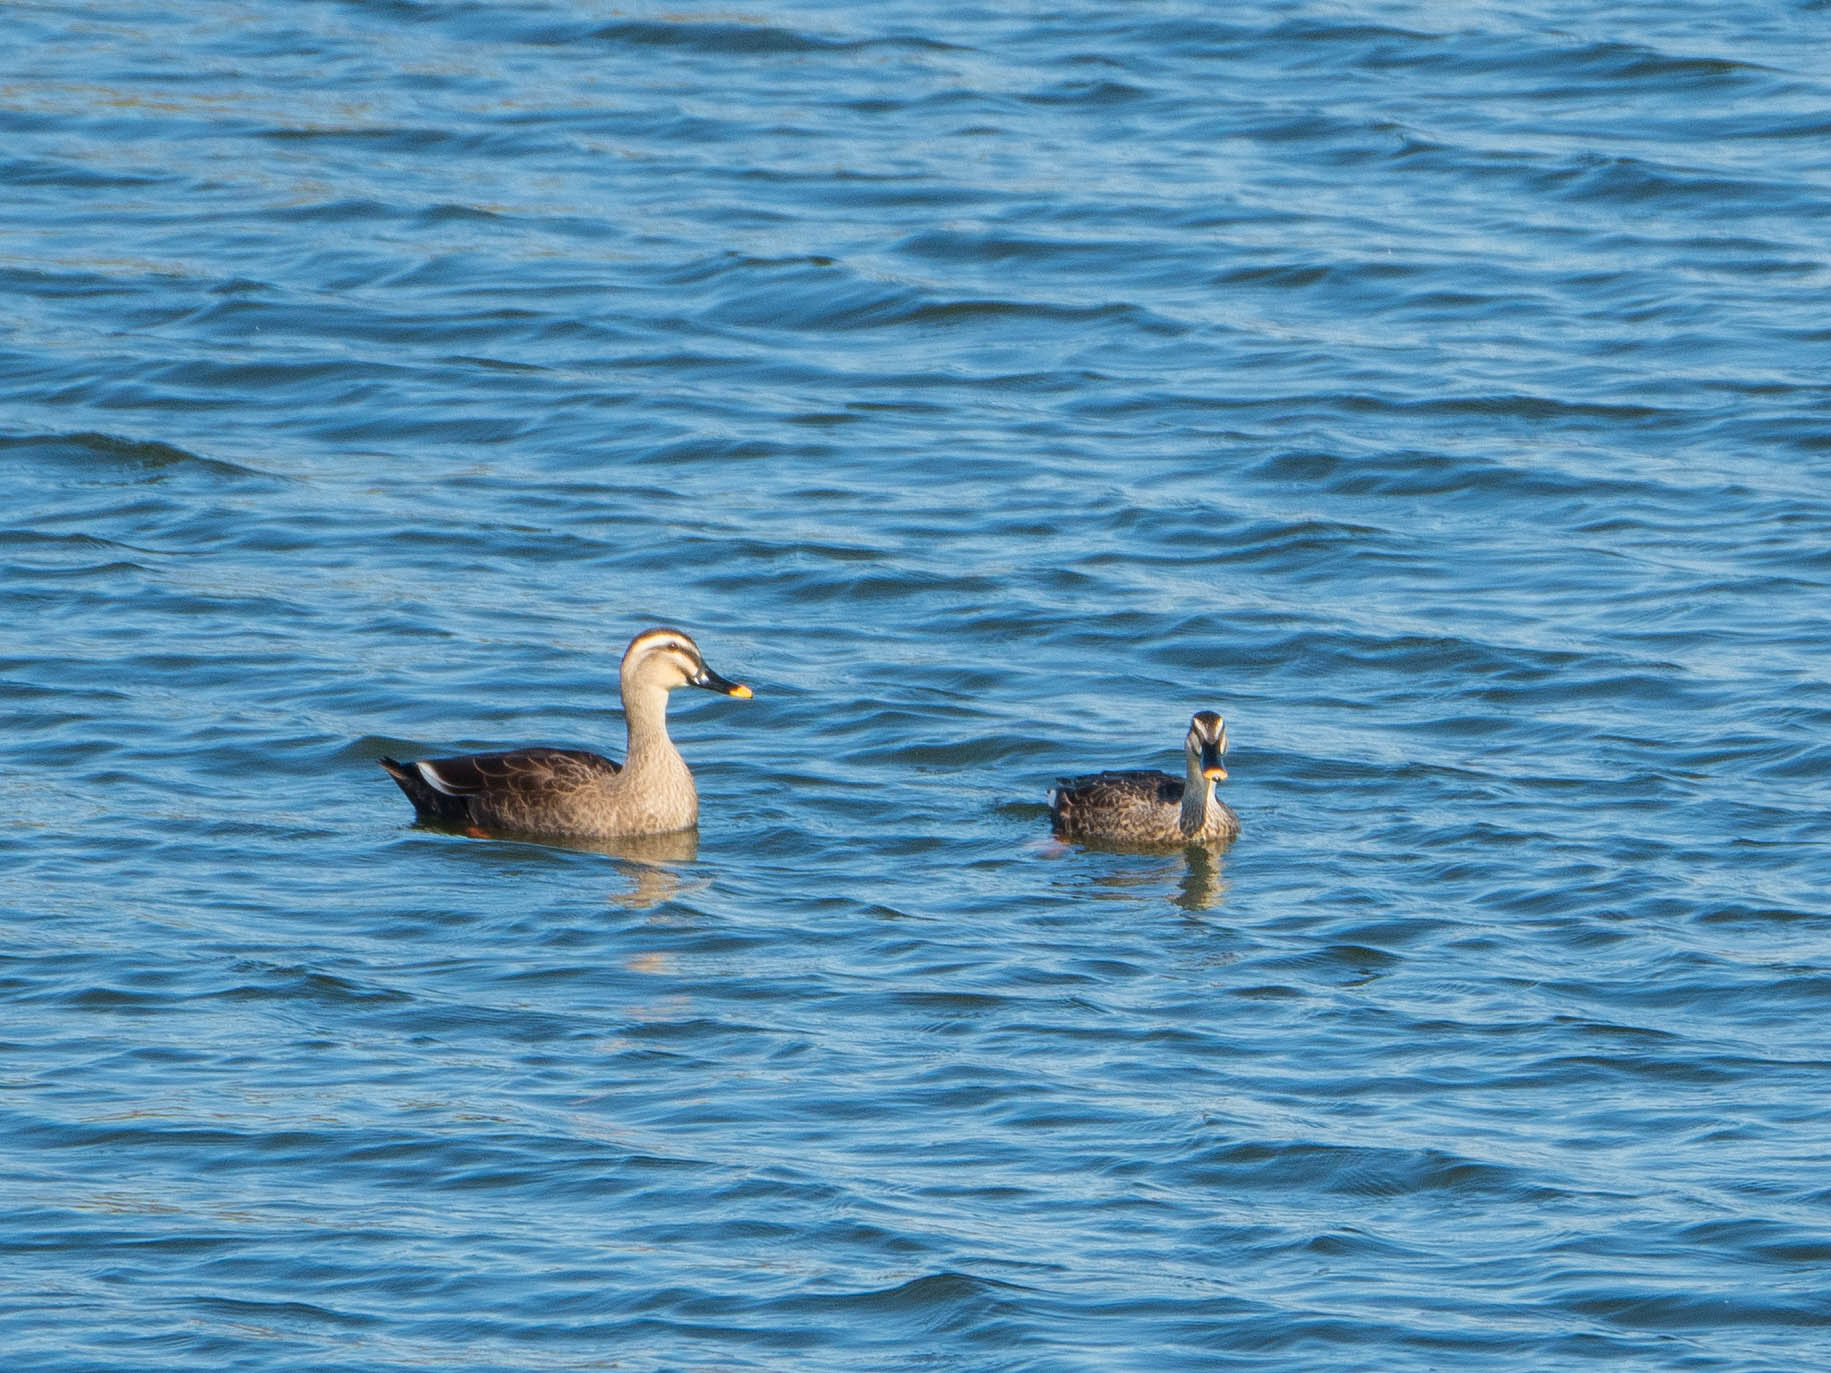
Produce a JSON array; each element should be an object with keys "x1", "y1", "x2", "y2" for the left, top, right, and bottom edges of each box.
[
  {"x1": 620, "y1": 682, "x2": 685, "y2": 779},
  {"x1": 1180, "y1": 756, "x2": 1213, "y2": 836}
]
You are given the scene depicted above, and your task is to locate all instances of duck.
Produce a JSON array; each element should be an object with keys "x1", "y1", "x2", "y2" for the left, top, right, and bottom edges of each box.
[
  {"x1": 379, "y1": 627, "x2": 751, "y2": 840},
  {"x1": 1049, "y1": 711, "x2": 1239, "y2": 846}
]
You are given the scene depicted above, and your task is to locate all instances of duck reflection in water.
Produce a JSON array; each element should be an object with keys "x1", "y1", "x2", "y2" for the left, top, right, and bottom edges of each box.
[
  {"x1": 398, "y1": 823, "x2": 704, "y2": 908},
  {"x1": 593, "y1": 829, "x2": 705, "y2": 910},
  {"x1": 1062, "y1": 837, "x2": 1230, "y2": 912}
]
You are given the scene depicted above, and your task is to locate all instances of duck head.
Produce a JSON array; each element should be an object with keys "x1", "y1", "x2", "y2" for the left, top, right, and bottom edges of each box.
[
  {"x1": 1185, "y1": 710, "x2": 1228, "y2": 781},
  {"x1": 622, "y1": 627, "x2": 753, "y2": 698}
]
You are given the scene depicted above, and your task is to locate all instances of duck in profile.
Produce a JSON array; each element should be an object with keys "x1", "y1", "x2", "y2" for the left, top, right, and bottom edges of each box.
[
  {"x1": 1049, "y1": 711, "x2": 1239, "y2": 847},
  {"x1": 379, "y1": 627, "x2": 751, "y2": 841}
]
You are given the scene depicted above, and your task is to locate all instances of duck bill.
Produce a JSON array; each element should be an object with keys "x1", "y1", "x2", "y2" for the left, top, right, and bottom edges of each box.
[
  {"x1": 692, "y1": 665, "x2": 752, "y2": 699},
  {"x1": 1199, "y1": 743, "x2": 1227, "y2": 782}
]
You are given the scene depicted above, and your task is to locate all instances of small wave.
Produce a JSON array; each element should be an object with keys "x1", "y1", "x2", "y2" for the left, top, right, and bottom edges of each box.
[{"x1": 543, "y1": 19, "x2": 963, "y2": 57}]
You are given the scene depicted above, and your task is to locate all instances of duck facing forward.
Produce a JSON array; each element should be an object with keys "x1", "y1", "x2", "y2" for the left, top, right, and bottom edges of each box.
[
  {"x1": 379, "y1": 627, "x2": 751, "y2": 841},
  {"x1": 1049, "y1": 711, "x2": 1239, "y2": 847}
]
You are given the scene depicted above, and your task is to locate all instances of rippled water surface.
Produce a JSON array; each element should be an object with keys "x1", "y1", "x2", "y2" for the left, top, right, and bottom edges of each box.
[{"x1": 6, "y1": 1, "x2": 1831, "y2": 1368}]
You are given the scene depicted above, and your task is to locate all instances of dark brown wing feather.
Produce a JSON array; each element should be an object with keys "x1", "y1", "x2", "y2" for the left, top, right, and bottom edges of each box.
[
  {"x1": 416, "y1": 747, "x2": 619, "y2": 795},
  {"x1": 1053, "y1": 769, "x2": 1183, "y2": 811},
  {"x1": 380, "y1": 748, "x2": 619, "y2": 828},
  {"x1": 1050, "y1": 769, "x2": 1185, "y2": 839}
]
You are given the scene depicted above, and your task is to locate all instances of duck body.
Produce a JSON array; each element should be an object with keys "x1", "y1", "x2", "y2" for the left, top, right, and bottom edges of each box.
[
  {"x1": 379, "y1": 746, "x2": 689, "y2": 839},
  {"x1": 380, "y1": 627, "x2": 749, "y2": 841},
  {"x1": 1050, "y1": 711, "x2": 1239, "y2": 847}
]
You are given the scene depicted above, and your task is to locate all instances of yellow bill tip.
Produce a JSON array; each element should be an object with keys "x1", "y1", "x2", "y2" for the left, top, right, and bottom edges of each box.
[
  {"x1": 728, "y1": 683, "x2": 754, "y2": 699},
  {"x1": 1202, "y1": 766, "x2": 1228, "y2": 781}
]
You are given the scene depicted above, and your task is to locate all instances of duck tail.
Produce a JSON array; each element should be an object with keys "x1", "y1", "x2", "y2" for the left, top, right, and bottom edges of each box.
[{"x1": 378, "y1": 756, "x2": 466, "y2": 825}]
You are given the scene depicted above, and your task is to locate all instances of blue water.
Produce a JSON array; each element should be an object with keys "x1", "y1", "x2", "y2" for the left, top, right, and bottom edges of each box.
[{"x1": 6, "y1": 2, "x2": 1831, "y2": 1368}]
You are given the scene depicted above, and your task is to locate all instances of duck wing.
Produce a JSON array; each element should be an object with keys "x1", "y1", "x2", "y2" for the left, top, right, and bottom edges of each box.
[
  {"x1": 380, "y1": 747, "x2": 620, "y2": 828},
  {"x1": 1048, "y1": 768, "x2": 1188, "y2": 843},
  {"x1": 1051, "y1": 769, "x2": 1183, "y2": 811},
  {"x1": 411, "y1": 747, "x2": 620, "y2": 797}
]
